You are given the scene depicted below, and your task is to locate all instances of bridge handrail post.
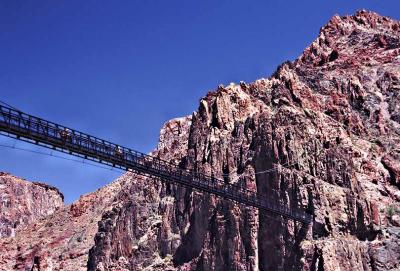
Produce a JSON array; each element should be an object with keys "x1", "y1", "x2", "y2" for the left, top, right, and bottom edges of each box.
[{"x1": 0, "y1": 104, "x2": 312, "y2": 225}]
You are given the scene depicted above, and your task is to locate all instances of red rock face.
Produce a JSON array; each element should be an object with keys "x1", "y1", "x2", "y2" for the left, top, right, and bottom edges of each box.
[
  {"x1": 0, "y1": 172, "x2": 63, "y2": 238},
  {"x1": 0, "y1": 9, "x2": 400, "y2": 271}
]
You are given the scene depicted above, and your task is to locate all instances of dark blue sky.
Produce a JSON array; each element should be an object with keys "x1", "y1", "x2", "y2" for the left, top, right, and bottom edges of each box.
[{"x1": 1, "y1": 1, "x2": 399, "y2": 203}]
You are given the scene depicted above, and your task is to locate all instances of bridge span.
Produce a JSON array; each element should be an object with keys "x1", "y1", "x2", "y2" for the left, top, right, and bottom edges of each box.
[{"x1": 0, "y1": 104, "x2": 312, "y2": 224}]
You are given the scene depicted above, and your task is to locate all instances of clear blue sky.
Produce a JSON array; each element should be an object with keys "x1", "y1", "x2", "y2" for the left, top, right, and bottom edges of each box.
[{"x1": 1, "y1": 1, "x2": 398, "y2": 203}]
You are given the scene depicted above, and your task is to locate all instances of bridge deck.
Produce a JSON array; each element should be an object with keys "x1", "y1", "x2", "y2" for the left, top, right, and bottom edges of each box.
[{"x1": 0, "y1": 104, "x2": 312, "y2": 224}]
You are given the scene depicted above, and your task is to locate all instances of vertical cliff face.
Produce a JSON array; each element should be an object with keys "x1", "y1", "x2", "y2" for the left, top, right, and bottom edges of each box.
[
  {"x1": 0, "y1": 172, "x2": 63, "y2": 238},
  {"x1": 0, "y1": 171, "x2": 146, "y2": 270},
  {"x1": 0, "y1": 10, "x2": 399, "y2": 271},
  {"x1": 87, "y1": 10, "x2": 400, "y2": 271},
  {"x1": 87, "y1": 116, "x2": 193, "y2": 271}
]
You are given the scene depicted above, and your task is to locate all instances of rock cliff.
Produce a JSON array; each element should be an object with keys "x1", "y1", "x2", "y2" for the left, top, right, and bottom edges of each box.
[
  {"x1": 0, "y1": 172, "x2": 63, "y2": 239},
  {"x1": 0, "y1": 10, "x2": 399, "y2": 271}
]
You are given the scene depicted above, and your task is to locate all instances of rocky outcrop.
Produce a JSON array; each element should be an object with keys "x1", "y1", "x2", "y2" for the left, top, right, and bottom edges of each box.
[
  {"x1": 0, "y1": 172, "x2": 63, "y2": 238},
  {"x1": 0, "y1": 172, "x2": 143, "y2": 270},
  {"x1": 87, "y1": 116, "x2": 192, "y2": 271},
  {"x1": 0, "y1": 9, "x2": 399, "y2": 271},
  {"x1": 87, "y1": 10, "x2": 400, "y2": 271}
]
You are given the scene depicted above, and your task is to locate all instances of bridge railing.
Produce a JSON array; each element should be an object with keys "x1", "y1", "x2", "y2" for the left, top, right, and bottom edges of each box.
[{"x1": 0, "y1": 104, "x2": 312, "y2": 224}]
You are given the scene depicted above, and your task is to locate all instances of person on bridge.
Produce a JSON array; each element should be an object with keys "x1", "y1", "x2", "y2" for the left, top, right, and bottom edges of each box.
[
  {"x1": 114, "y1": 145, "x2": 124, "y2": 158},
  {"x1": 59, "y1": 128, "x2": 72, "y2": 142}
]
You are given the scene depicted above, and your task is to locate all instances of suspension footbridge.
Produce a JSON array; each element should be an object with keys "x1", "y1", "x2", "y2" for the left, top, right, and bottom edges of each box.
[{"x1": 0, "y1": 104, "x2": 312, "y2": 224}]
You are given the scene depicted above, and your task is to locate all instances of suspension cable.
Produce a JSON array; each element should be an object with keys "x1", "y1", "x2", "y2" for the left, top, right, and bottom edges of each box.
[
  {"x1": 0, "y1": 143, "x2": 125, "y2": 173},
  {"x1": 0, "y1": 100, "x2": 20, "y2": 111}
]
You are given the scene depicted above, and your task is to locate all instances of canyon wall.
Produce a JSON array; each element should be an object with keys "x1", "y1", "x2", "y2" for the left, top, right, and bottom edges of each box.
[
  {"x1": 0, "y1": 172, "x2": 63, "y2": 239},
  {"x1": 86, "y1": 10, "x2": 400, "y2": 271},
  {"x1": 0, "y1": 10, "x2": 399, "y2": 271}
]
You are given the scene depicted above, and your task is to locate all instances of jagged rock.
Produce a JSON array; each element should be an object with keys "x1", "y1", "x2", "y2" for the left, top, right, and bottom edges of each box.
[
  {"x1": 0, "y1": 173, "x2": 63, "y2": 238},
  {"x1": 0, "y1": 10, "x2": 400, "y2": 271}
]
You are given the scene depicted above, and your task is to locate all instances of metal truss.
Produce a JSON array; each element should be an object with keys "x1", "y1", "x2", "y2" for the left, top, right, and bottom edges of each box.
[{"x1": 0, "y1": 104, "x2": 312, "y2": 224}]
